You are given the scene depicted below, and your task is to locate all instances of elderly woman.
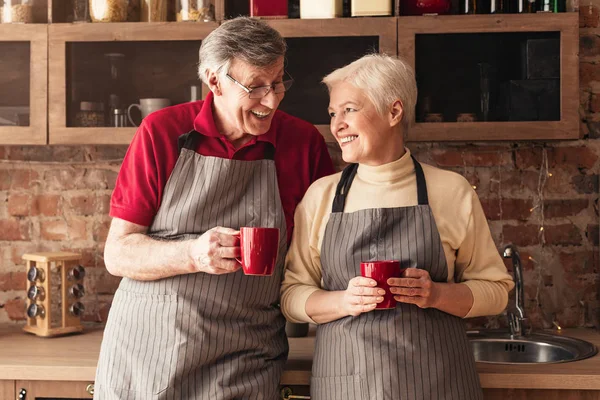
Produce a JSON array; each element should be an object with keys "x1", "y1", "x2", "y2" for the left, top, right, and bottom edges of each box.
[
  {"x1": 94, "y1": 17, "x2": 334, "y2": 399},
  {"x1": 281, "y1": 54, "x2": 514, "y2": 400}
]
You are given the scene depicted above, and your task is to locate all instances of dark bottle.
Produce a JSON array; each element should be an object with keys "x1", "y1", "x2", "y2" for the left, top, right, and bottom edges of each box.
[
  {"x1": 491, "y1": 0, "x2": 504, "y2": 12},
  {"x1": 104, "y1": 53, "x2": 126, "y2": 127},
  {"x1": 461, "y1": 0, "x2": 477, "y2": 13}
]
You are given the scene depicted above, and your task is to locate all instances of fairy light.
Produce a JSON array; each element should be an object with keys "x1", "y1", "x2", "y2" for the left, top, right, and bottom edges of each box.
[{"x1": 449, "y1": 145, "x2": 560, "y2": 328}]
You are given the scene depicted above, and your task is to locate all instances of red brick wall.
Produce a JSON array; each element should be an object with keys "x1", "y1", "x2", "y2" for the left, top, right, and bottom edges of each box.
[{"x1": 1, "y1": 12, "x2": 599, "y2": 329}]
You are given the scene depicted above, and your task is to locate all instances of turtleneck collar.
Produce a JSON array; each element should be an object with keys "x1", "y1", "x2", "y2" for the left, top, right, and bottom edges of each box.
[{"x1": 356, "y1": 148, "x2": 414, "y2": 184}]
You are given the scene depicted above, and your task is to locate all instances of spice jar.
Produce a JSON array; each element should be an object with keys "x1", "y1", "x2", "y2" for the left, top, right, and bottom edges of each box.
[
  {"x1": 177, "y1": 0, "x2": 215, "y2": 22},
  {"x1": 141, "y1": 0, "x2": 166, "y2": 21},
  {"x1": 2, "y1": 0, "x2": 34, "y2": 23},
  {"x1": 73, "y1": 0, "x2": 90, "y2": 22},
  {"x1": 76, "y1": 101, "x2": 105, "y2": 127},
  {"x1": 89, "y1": 0, "x2": 128, "y2": 22}
]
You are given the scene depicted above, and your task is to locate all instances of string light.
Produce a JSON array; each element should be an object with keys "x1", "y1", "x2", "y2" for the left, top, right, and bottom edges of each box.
[{"x1": 451, "y1": 144, "x2": 553, "y2": 328}]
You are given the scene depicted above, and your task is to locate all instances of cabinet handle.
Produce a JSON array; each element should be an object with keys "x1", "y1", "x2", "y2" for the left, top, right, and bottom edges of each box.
[
  {"x1": 280, "y1": 387, "x2": 310, "y2": 399},
  {"x1": 86, "y1": 383, "x2": 95, "y2": 396},
  {"x1": 17, "y1": 388, "x2": 26, "y2": 400}
]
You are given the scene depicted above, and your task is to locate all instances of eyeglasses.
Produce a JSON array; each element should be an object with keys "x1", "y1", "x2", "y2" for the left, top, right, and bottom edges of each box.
[{"x1": 225, "y1": 73, "x2": 294, "y2": 99}]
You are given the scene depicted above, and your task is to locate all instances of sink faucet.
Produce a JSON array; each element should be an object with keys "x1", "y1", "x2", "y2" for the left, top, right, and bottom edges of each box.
[{"x1": 502, "y1": 244, "x2": 528, "y2": 337}]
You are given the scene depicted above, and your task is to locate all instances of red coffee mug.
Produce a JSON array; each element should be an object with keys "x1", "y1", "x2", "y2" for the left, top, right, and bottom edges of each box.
[
  {"x1": 235, "y1": 227, "x2": 279, "y2": 276},
  {"x1": 360, "y1": 260, "x2": 404, "y2": 309}
]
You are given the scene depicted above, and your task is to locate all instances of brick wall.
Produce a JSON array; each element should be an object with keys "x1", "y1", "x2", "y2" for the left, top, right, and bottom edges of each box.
[{"x1": 1, "y1": 10, "x2": 599, "y2": 329}]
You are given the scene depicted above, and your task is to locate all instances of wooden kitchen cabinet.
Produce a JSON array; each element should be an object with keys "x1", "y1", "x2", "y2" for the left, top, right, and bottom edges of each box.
[
  {"x1": 0, "y1": 0, "x2": 581, "y2": 144},
  {"x1": 48, "y1": 22, "x2": 217, "y2": 145},
  {"x1": 0, "y1": 380, "x2": 15, "y2": 399},
  {"x1": 484, "y1": 388, "x2": 600, "y2": 399},
  {"x1": 46, "y1": 16, "x2": 395, "y2": 145},
  {"x1": 399, "y1": 13, "x2": 579, "y2": 141},
  {"x1": 0, "y1": 24, "x2": 47, "y2": 145},
  {"x1": 15, "y1": 380, "x2": 93, "y2": 399}
]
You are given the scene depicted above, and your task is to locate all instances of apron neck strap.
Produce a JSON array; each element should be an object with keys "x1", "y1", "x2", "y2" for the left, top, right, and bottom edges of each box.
[
  {"x1": 331, "y1": 155, "x2": 429, "y2": 213},
  {"x1": 178, "y1": 130, "x2": 275, "y2": 160},
  {"x1": 412, "y1": 155, "x2": 429, "y2": 206},
  {"x1": 331, "y1": 163, "x2": 359, "y2": 213}
]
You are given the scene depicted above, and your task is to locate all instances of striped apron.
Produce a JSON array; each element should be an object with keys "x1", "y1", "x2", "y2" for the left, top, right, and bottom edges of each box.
[
  {"x1": 95, "y1": 131, "x2": 288, "y2": 400},
  {"x1": 311, "y1": 156, "x2": 482, "y2": 400}
]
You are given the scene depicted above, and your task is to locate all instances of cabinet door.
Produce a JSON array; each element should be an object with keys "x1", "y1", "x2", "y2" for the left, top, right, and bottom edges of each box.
[
  {"x1": 0, "y1": 380, "x2": 15, "y2": 399},
  {"x1": 48, "y1": 22, "x2": 217, "y2": 145},
  {"x1": 0, "y1": 24, "x2": 47, "y2": 144},
  {"x1": 280, "y1": 384, "x2": 311, "y2": 399},
  {"x1": 398, "y1": 13, "x2": 579, "y2": 141},
  {"x1": 16, "y1": 380, "x2": 94, "y2": 399},
  {"x1": 483, "y1": 389, "x2": 600, "y2": 399}
]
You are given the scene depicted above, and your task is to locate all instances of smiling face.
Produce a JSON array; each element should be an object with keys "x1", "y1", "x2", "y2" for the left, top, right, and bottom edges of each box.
[
  {"x1": 328, "y1": 81, "x2": 404, "y2": 166},
  {"x1": 211, "y1": 57, "x2": 285, "y2": 140}
]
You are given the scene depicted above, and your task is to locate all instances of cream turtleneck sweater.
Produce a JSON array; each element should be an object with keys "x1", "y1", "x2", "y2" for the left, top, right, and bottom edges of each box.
[{"x1": 281, "y1": 149, "x2": 515, "y2": 323}]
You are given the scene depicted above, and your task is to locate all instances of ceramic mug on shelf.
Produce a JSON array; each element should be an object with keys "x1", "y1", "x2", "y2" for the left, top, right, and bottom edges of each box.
[{"x1": 127, "y1": 98, "x2": 171, "y2": 127}]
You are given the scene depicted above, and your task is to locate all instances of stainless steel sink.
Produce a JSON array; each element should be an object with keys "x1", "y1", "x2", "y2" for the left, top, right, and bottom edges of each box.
[{"x1": 467, "y1": 330, "x2": 598, "y2": 364}]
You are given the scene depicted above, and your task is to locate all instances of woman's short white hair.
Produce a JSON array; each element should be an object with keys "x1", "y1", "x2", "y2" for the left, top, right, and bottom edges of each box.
[
  {"x1": 198, "y1": 17, "x2": 287, "y2": 83},
  {"x1": 322, "y1": 53, "x2": 417, "y2": 131}
]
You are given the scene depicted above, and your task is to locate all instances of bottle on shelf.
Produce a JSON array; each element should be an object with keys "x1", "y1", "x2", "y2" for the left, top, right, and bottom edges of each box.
[
  {"x1": 72, "y1": 0, "x2": 90, "y2": 22},
  {"x1": 105, "y1": 53, "x2": 126, "y2": 127},
  {"x1": 300, "y1": 0, "x2": 343, "y2": 18},
  {"x1": 2, "y1": 0, "x2": 34, "y2": 23},
  {"x1": 177, "y1": 0, "x2": 215, "y2": 21},
  {"x1": 89, "y1": 0, "x2": 129, "y2": 22},
  {"x1": 141, "y1": 0, "x2": 167, "y2": 21}
]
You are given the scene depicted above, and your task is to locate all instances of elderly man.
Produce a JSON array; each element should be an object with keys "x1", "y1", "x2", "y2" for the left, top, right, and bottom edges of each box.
[{"x1": 94, "y1": 17, "x2": 334, "y2": 399}]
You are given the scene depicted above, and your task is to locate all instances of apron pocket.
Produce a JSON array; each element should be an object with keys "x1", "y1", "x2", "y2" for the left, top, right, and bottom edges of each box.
[
  {"x1": 102, "y1": 289, "x2": 180, "y2": 396},
  {"x1": 310, "y1": 374, "x2": 366, "y2": 400}
]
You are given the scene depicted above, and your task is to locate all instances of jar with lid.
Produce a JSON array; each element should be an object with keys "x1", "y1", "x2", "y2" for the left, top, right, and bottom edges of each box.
[
  {"x1": 76, "y1": 101, "x2": 105, "y2": 127},
  {"x1": 89, "y1": 0, "x2": 128, "y2": 22},
  {"x1": 141, "y1": 0, "x2": 167, "y2": 21},
  {"x1": 72, "y1": 0, "x2": 90, "y2": 22},
  {"x1": 2, "y1": 0, "x2": 34, "y2": 23},
  {"x1": 177, "y1": 0, "x2": 215, "y2": 22}
]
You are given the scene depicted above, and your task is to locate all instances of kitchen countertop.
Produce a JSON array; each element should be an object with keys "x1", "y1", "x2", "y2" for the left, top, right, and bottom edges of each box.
[{"x1": 0, "y1": 325, "x2": 599, "y2": 389}]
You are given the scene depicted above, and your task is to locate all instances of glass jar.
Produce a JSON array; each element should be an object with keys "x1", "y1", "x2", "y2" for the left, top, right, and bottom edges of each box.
[
  {"x1": 76, "y1": 101, "x2": 105, "y2": 127},
  {"x1": 73, "y1": 0, "x2": 90, "y2": 22},
  {"x1": 141, "y1": 0, "x2": 167, "y2": 21},
  {"x1": 300, "y1": 0, "x2": 342, "y2": 18},
  {"x1": 177, "y1": 0, "x2": 215, "y2": 22},
  {"x1": 2, "y1": 0, "x2": 34, "y2": 23},
  {"x1": 89, "y1": 0, "x2": 128, "y2": 22}
]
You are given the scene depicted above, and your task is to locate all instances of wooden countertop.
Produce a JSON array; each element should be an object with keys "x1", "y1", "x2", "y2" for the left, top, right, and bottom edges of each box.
[{"x1": 0, "y1": 325, "x2": 599, "y2": 389}]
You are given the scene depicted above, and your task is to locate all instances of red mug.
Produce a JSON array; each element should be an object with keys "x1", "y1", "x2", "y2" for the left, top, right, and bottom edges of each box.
[
  {"x1": 235, "y1": 227, "x2": 279, "y2": 276},
  {"x1": 360, "y1": 260, "x2": 405, "y2": 309}
]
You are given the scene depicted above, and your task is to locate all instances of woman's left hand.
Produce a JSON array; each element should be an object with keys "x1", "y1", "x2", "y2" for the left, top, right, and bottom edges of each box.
[{"x1": 388, "y1": 268, "x2": 441, "y2": 309}]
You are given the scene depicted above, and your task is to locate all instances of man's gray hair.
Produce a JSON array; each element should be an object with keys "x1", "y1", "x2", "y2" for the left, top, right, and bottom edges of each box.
[
  {"x1": 198, "y1": 17, "x2": 287, "y2": 83},
  {"x1": 322, "y1": 54, "x2": 418, "y2": 132}
]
